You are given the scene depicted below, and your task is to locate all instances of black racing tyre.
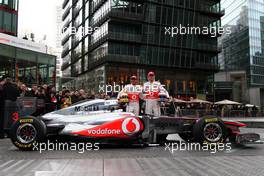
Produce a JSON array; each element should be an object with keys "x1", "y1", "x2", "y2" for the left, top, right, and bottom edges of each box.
[
  {"x1": 193, "y1": 116, "x2": 227, "y2": 144},
  {"x1": 10, "y1": 116, "x2": 46, "y2": 151},
  {"x1": 178, "y1": 133, "x2": 195, "y2": 142}
]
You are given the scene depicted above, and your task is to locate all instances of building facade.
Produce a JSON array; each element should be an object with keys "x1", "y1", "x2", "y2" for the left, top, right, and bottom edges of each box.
[
  {"x1": 0, "y1": 0, "x2": 18, "y2": 36},
  {"x1": 0, "y1": 33, "x2": 56, "y2": 86},
  {"x1": 55, "y1": 5, "x2": 63, "y2": 89},
  {"x1": 218, "y1": 0, "x2": 264, "y2": 108},
  {"x1": 0, "y1": 0, "x2": 56, "y2": 86},
  {"x1": 61, "y1": 0, "x2": 223, "y2": 100}
]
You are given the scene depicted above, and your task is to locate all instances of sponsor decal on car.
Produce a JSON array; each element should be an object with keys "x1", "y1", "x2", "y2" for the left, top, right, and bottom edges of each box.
[
  {"x1": 73, "y1": 116, "x2": 143, "y2": 138},
  {"x1": 87, "y1": 128, "x2": 121, "y2": 135},
  {"x1": 19, "y1": 119, "x2": 34, "y2": 123},
  {"x1": 122, "y1": 118, "x2": 141, "y2": 135},
  {"x1": 12, "y1": 112, "x2": 19, "y2": 122},
  {"x1": 14, "y1": 141, "x2": 34, "y2": 148},
  {"x1": 205, "y1": 118, "x2": 218, "y2": 123}
]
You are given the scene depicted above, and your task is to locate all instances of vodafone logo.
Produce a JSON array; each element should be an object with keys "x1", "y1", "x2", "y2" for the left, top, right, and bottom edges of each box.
[
  {"x1": 131, "y1": 95, "x2": 137, "y2": 100},
  {"x1": 122, "y1": 118, "x2": 141, "y2": 135}
]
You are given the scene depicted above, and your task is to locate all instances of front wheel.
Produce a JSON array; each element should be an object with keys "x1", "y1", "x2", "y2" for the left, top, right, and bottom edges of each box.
[
  {"x1": 193, "y1": 117, "x2": 227, "y2": 144},
  {"x1": 10, "y1": 117, "x2": 46, "y2": 150}
]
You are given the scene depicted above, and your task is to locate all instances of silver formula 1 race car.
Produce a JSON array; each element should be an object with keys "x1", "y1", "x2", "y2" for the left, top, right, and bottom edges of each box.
[{"x1": 9, "y1": 99, "x2": 261, "y2": 150}]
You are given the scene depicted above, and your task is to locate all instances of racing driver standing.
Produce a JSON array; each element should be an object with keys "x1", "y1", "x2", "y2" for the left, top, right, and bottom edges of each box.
[
  {"x1": 143, "y1": 72, "x2": 169, "y2": 117},
  {"x1": 117, "y1": 75, "x2": 142, "y2": 116}
]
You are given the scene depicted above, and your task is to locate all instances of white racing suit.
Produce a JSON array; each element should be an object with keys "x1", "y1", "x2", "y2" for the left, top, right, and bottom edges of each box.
[
  {"x1": 117, "y1": 84, "x2": 142, "y2": 116},
  {"x1": 143, "y1": 81, "x2": 169, "y2": 117}
]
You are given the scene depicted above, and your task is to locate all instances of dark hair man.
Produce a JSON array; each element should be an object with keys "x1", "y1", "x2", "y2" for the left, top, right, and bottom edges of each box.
[{"x1": 117, "y1": 75, "x2": 142, "y2": 116}]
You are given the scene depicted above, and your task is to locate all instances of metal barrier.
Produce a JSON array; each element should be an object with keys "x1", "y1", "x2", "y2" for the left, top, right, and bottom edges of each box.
[
  {"x1": 17, "y1": 97, "x2": 37, "y2": 117},
  {"x1": 3, "y1": 97, "x2": 38, "y2": 132},
  {"x1": 3, "y1": 100, "x2": 19, "y2": 132}
]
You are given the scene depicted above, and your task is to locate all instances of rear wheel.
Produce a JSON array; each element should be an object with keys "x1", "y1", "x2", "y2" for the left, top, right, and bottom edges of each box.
[
  {"x1": 10, "y1": 117, "x2": 46, "y2": 150},
  {"x1": 193, "y1": 116, "x2": 227, "y2": 144}
]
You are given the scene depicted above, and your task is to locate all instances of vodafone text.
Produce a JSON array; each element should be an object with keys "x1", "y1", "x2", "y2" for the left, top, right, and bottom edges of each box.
[{"x1": 87, "y1": 128, "x2": 121, "y2": 135}]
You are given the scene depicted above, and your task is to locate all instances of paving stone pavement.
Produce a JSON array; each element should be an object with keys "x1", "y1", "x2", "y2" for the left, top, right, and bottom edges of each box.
[
  {"x1": 1, "y1": 156, "x2": 264, "y2": 176},
  {"x1": 0, "y1": 128, "x2": 263, "y2": 176}
]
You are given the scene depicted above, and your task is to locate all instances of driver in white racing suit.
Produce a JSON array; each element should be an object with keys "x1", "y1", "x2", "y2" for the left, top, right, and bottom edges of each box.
[
  {"x1": 143, "y1": 72, "x2": 169, "y2": 117},
  {"x1": 117, "y1": 76, "x2": 142, "y2": 116}
]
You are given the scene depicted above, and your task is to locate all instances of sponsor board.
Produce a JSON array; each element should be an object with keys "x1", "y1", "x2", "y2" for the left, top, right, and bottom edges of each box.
[{"x1": 0, "y1": 33, "x2": 46, "y2": 53}]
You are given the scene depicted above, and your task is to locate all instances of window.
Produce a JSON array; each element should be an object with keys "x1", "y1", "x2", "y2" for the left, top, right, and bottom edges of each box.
[
  {"x1": 120, "y1": 44, "x2": 127, "y2": 55},
  {"x1": 13, "y1": 0, "x2": 18, "y2": 10},
  {"x1": 128, "y1": 44, "x2": 133, "y2": 55},
  {"x1": 12, "y1": 13, "x2": 17, "y2": 33},
  {"x1": 0, "y1": 6, "x2": 17, "y2": 34},
  {"x1": 0, "y1": 10, "x2": 2, "y2": 29},
  {"x1": 85, "y1": 1, "x2": 89, "y2": 18},
  {"x1": 84, "y1": 54, "x2": 88, "y2": 71},
  {"x1": 91, "y1": 22, "x2": 108, "y2": 44},
  {"x1": 90, "y1": 42, "x2": 108, "y2": 63},
  {"x1": 3, "y1": 11, "x2": 12, "y2": 31},
  {"x1": 92, "y1": 1, "x2": 111, "y2": 25}
]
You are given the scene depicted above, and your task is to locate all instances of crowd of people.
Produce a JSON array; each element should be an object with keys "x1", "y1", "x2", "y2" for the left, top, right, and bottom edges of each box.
[
  {"x1": 0, "y1": 75, "x2": 114, "y2": 138},
  {"x1": 1, "y1": 77, "x2": 113, "y2": 112}
]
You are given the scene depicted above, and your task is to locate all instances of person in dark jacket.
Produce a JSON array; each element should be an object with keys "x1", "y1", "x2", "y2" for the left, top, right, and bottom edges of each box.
[
  {"x1": 46, "y1": 86, "x2": 57, "y2": 113},
  {"x1": 0, "y1": 76, "x2": 6, "y2": 138},
  {"x1": 25, "y1": 84, "x2": 38, "y2": 97},
  {"x1": 2, "y1": 78, "x2": 20, "y2": 101},
  {"x1": 79, "y1": 89, "x2": 87, "y2": 101},
  {"x1": 19, "y1": 84, "x2": 28, "y2": 97},
  {"x1": 32, "y1": 87, "x2": 47, "y2": 116},
  {"x1": 56, "y1": 91, "x2": 63, "y2": 110},
  {"x1": 71, "y1": 90, "x2": 80, "y2": 104},
  {"x1": 1, "y1": 77, "x2": 20, "y2": 138}
]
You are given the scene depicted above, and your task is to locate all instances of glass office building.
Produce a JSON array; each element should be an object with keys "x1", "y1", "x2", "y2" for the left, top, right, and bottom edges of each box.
[
  {"x1": 0, "y1": 0, "x2": 18, "y2": 36},
  {"x1": 219, "y1": 0, "x2": 264, "y2": 107},
  {"x1": 62, "y1": 0, "x2": 223, "y2": 100}
]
